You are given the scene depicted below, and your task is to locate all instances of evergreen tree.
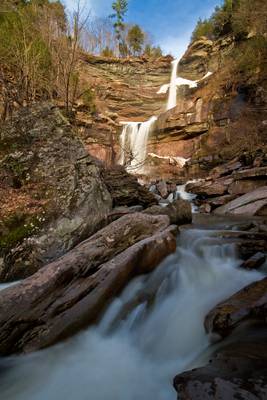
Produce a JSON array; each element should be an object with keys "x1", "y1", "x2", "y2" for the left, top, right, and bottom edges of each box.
[
  {"x1": 127, "y1": 24, "x2": 144, "y2": 55},
  {"x1": 110, "y1": 0, "x2": 128, "y2": 55}
]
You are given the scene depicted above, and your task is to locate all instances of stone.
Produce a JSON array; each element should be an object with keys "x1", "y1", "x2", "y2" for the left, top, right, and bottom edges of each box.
[
  {"x1": 143, "y1": 199, "x2": 192, "y2": 225},
  {"x1": 228, "y1": 179, "x2": 267, "y2": 195},
  {"x1": 232, "y1": 166, "x2": 267, "y2": 180},
  {"x1": 204, "y1": 276, "x2": 267, "y2": 338},
  {"x1": 0, "y1": 104, "x2": 113, "y2": 281},
  {"x1": 0, "y1": 213, "x2": 177, "y2": 355},
  {"x1": 199, "y1": 203, "x2": 212, "y2": 213},
  {"x1": 174, "y1": 328, "x2": 267, "y2": 400},
  {"x1": 240, "y1": 252, "x2": 266, "y2": 270},
  {"x1": 186, "y1": 179, "x2": 230, "y2": 197},
  {"x1": 211, "y1": 159, "x2": 242, "y2": 178},
  {"x1": 156, "y1": 180, "x2": 168, "y2": 198},
  {"x1": 214, "y1": 186, "x2": 267, "y2": 216},
  {"x1": 102, "y1": 166, "x2": 157, "y2": 208}
]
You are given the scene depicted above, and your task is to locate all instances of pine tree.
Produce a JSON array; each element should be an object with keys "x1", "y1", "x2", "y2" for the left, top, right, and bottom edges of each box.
[
  {"x1": 110, "y1": 0, "x2": 128, "y2": 55},
  {"x1": 127, "y1": 24, "x2": 144, "y2": 55}
]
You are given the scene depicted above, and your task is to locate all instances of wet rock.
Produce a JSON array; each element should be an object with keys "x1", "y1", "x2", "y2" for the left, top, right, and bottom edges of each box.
[
  {"x1": 143, "y1": 199, "x2": 192, "y2": 225},
  {"x1": 204, "y1": 276, "x2": 267, "y2": 337},
  {"x1": 102, "y1": 166, "x2": 157, "y2": 208},
  {"x1": 0, "y1": 213, "x2": 177, "y2": 355},
  {"x1": 240, "y1": 252, "x2": 266, "y2": 270},
  {"x1": 174, "y1": 328, "x2": 267, "y2": 400},
  {"x1": 156, "y1": 180, "x2": 168, "y2": 198},
  {"x1": 186, "y1": 178, "x2": 230, "y2": 197},
  {"x1": 214, "y1": 186, "x2": 267, "y2": 216},
  {"x1": 199, "y1": 203, "x2": 212, "y2": 213}
]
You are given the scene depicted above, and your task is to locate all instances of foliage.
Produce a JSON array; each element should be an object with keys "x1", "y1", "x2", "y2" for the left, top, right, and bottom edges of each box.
[
  {"x1": 127, "y1": 24, "x2": 145, "y2": 55},
  {"x1": 143, "y1": 44, "x2": 163, "y2": 58},
  {"x1": 101, "y1": 46, "x2": 114, "y2": 57},
  {"x1": 110, "y1": 0, "x2": 128, "y2": 55},
  {"x1": 191, "y1": 18, "x2": 214, "y2": 41},
  {"x1": 82, "y1": 88, "x2": 96, "y2": 114},
  {"x1": 191, "y1": 0, "x2": 267, "y2": 42},
  {"x1": 0, "y1": 213, "x2": 41, "y2": 253}
]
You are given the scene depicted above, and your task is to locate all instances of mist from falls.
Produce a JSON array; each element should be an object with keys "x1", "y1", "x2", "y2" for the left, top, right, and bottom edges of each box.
[{"x1": 0, "y1": 227, "x2": 263, "y2": 400}]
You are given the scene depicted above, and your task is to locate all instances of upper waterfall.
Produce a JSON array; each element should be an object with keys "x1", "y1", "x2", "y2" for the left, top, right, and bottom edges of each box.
[{"x1": 166, "y1": 59, "x2": 179, "y2": 110}]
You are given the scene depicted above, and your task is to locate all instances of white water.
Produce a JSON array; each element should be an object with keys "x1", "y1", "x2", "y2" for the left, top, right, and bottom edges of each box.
[
  {"x1": 119, "y1": 117, "x2": 157, "y2": 173},
  {"x1": 167, "y1": 59, "x2": 179, "y2": 110},
  {"x1": 0, "y1": 228, "x2": 263, "y2": 400}
]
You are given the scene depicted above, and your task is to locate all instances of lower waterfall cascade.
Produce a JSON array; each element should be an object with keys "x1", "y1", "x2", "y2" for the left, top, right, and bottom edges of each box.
[{"x1": 0, "y1": 224, "x2": 263, "y2": 400}]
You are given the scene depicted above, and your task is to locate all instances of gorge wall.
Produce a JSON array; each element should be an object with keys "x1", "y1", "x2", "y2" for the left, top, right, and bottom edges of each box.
[
  {"x1": 80, "y1": 35, "x2": 266, "y2": 181},
  {"x1": 75, "y1": 55, "x2": 172, "y2": 164}
]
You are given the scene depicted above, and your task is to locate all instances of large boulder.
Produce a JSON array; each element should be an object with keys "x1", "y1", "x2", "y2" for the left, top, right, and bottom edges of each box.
[
  {"x1": 0, "y1": 104, "x2": 156, "y2": 282},
  {"x1": 0, "y1": 103, "x2": 112, "y2": 281},
  {"x1": 204, "y1": 276, "x2": 267, "y2": 338},
  {"x1": 0, "y1": 213, "x2": 177, "y2": 355},
  {"x1": 214, "y1": 186, "x2": 267, "y2": 216},
  {"x1": 101, "y1": 166, "x2": 157, "y2": 207},
  {"x1": 143, "y1": 199, "x2": 192, "y2": 225},
  {"x1": 174, "y1": 328, "x2": 267, "y2": 400}
]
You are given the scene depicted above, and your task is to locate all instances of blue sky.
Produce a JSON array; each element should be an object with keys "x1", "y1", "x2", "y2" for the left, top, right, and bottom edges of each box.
[{"x1": 64, "y1": 0, "x2": 222, "y2": 58}]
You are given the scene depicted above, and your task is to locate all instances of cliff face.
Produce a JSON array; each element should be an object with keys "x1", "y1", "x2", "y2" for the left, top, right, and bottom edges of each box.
[
  {"x1": 147, "y1": 35, "x2": 267, "y2": 179},
  {"x1": 75, "y1": 55, "x2": 172, "y2": 163}
]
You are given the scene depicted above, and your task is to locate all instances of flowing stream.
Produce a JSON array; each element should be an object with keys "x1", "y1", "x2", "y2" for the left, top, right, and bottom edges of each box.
[{"x1": 0, "y1": 221, "x2": 263, "y2": 400}]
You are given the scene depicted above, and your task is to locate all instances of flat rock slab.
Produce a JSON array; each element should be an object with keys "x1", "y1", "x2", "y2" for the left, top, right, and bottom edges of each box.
[
  {"x1": 214, "y1": 186, "x2": 267, "y2": 216},
  {"x1": 204, "y1": 276, "x2": 267, "y2": 337},
  {"x1": 0, "y1": 213, "x2": 176, "y2": 355}
]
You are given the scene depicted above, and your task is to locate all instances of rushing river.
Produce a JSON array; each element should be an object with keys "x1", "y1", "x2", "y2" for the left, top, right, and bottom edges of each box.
[{"x1": 0, "y1": 223, "x2": 263, "y2": 400}]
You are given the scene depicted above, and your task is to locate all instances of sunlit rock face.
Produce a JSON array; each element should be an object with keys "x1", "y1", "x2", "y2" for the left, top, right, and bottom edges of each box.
[
  {"x1": 76, "y1": 55, "x2": 172, "y2": 164},
  {"x1": 146, "y1": 34, "x2": 267, "y2": 180}
]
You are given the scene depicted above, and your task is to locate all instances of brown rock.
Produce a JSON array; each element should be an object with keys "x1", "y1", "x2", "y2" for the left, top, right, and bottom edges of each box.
[
  {"x1": 204, "y1": 276, "x2": 267, "y2": 337},
  {"x1": 186, "y1": 178, "x2": 230, "y2": 197},
  {"x1": 143, "y1": 199, "x2": 192, "y2": 225},
  {"x1": 156, "y1": 180, "x2": 168, "y2": 198},
  {"x1": 228, "y1": 179, "x2": 267, "y2": 195},
  {"x1": 214, "y1": 186, "x2": 267, "y2": 216},
  {"x1": 0, "y1": 213, "x2": 176, "y2": 355},
  {"x1": 101, "y1": 166, "x2": 157, "y2": 207},
  {"x1": 232, "y1": 166, "x2": 267, "y2": 180},
  {"x1": 174, "y1": 329, "x2": 267, "y2": 400},
  {"x1": 240, "y1": 252, "x2": 266, "y2": 270}
]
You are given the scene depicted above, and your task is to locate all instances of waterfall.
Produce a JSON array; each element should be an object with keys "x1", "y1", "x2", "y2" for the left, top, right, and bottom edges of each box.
[
  {"x1": 166, "y1": 59, "x2": 179, "y2": 110},
  {"x1": 119, "y1": 122, "x2": 140, "y2": 166},
  {"x1": 0, "y1": 226, "x2": 263, "y2": 400},
  {"x1": 119, "y1": 117, "x2": 157, "y2": 173},
  {"x1": 118, "y1": 54, "x2": 212, "y2": 172}
]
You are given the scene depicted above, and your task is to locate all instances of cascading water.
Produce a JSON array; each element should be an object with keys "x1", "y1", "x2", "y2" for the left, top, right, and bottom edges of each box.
[
  {"x1": 118, "y1": 54, "x2": 212, "y2": 171},
  {"x1": 119, "y1": 117, "x2": 157, "y2": 173},
  {"x1": 0, "y1": 225, "x2": 263, "y2": 400},
  {"x1": 166, "y1": 59, "x2": 179, "y2": 111}
]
